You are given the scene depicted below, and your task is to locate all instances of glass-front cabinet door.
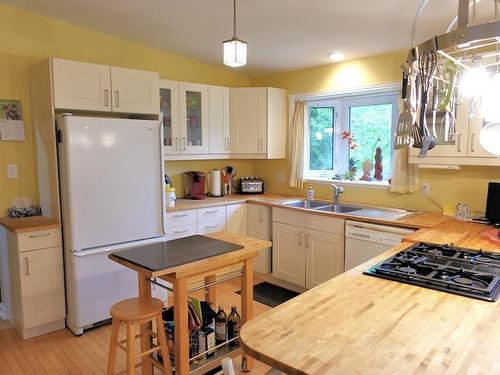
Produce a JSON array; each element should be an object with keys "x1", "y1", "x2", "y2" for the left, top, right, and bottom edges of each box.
[
  {"x1": 159, "y1": 80, "x2": 180, "y2": 155},
  {"x1": 179, "y1": 82, "x2": 209, "y2": 154}
]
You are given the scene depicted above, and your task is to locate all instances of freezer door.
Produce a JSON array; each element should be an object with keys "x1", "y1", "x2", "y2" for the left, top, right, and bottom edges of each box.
[{"x1": 58, "y1": 116, "x2": 165, "y2": 252}]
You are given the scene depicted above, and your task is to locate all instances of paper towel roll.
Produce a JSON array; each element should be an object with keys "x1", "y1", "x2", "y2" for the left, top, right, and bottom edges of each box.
[{"x1": 209, "y1": 169, "x2": 222, "y2": 197}]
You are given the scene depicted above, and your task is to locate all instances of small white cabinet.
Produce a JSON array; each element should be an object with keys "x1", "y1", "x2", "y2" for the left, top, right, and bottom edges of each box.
[
  {"x1": 52, "y1": 58, "x2": 159, "y2": 115},
  {"x1": 226, "y1": 204, "x2": 247, "y2": 235},
  {"x1": 208, "y1": 85, "x2": 231, "y2": 154},
  {"x1": 272, "y1": 208, "x2": 345, "y2": 289},
  {"x1": 6, "y1": 227, "x2": 65, "y2": 339},
  {"x1": 52, "y1": 59, "x2": 111, "y2": 112},
  {"x1": 230, "y1": 87, "x2": 287, "y2": 158},
  {"x1": 272, "y1": 222, "x2": 306, "y2": 286},
  {"x1": 247, "y1": 204, "x2": 272, "y2": 274}
]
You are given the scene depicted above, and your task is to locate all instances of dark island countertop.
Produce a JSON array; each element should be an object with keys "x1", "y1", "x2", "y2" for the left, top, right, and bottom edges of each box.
[
  {"x1": 109, "y1": 232, "x2": 272, "y2": 278},
  {"x1": 110, "y1": 235, "x2": 243, "y2": 272}
]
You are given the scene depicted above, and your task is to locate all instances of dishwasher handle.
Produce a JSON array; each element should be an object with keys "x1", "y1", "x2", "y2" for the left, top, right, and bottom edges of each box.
[{"x1": 345, "y1": 220, "x2": 415, "y2": 235}]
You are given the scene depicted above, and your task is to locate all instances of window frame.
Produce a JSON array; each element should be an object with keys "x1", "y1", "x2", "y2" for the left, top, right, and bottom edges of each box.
[{"x1": 301, "y1": 87, "x2": 400, "y2": 184}]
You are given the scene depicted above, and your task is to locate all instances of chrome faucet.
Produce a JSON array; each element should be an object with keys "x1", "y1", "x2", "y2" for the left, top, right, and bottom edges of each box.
[{"x1": 332, "y1": 183, "x2": 344, "y2": 205}]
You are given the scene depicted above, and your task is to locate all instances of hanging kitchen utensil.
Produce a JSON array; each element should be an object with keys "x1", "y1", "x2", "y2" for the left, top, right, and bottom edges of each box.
[
  {"x1": 431, "y1": 83, "x2": 439, "y2": 138},
  {"x1": 394, "y1": 73, "x2": 415, "y2": 149},
  {"x1": 410, "y1": 64, "x2": 423, "y2": 148},
  {"x1": 417, "y1": 50, "x2": 438, "y2": 157}
]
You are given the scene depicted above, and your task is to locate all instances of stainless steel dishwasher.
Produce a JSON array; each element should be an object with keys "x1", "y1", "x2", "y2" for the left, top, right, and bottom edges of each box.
[{"x1": 344, "y1": 220, "x2": 415, "y2": 271}]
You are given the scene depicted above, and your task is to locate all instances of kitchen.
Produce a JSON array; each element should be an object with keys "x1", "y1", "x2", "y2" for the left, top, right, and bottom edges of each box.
[{"x1": 0, "y1": 0, "x2": 500, "y2": 374}]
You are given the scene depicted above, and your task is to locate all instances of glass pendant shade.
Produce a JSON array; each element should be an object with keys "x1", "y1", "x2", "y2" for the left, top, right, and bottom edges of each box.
[{"x1": 223, "y1": 37, "x2": 247, "y2": 67}]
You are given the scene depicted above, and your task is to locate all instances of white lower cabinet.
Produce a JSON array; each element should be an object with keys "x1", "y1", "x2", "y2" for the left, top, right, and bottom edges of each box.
[
  {"x1": 197, "y1": 220, "x2": 226, "y2": 235},
  {"x1": 272, "y1": 208, "x2": 345, "y2": 289},
  {"x1": 305, "y1": 229, "x2": 344, "y2": 289},
  {"x1": 7, "y1": 228, "x2": 66, "y2": 339},
  {"x1": 247, "y1": 204, "x2": 272, "y2": 274},
  {"x1": 226, "y1": 204, "x2": 248, "y2": 235},
  {"x1": 272, "y1": 222, "x2": 306, "y2": 286}
]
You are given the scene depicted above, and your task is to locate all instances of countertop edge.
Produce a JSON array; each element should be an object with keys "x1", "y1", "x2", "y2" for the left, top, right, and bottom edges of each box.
[{"x1": 0, "y1": 216, "x2": 61, "y2": 233}]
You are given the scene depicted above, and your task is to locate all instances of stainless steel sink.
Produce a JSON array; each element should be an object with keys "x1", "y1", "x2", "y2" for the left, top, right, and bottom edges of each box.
[
  {"x1": 282, "y1": 200, "x2": 331, "y2": 209},
  {"x1": 316, "y1": 204, "x2": 362, "y2": 213}
]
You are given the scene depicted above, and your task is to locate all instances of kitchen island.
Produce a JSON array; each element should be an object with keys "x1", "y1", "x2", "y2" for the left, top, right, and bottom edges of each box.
[
  {"x1": 240, "y1": 220, "x2": 500, "y2": 374},
  {"x1": 109, "y1": 232, "x2": 271, "y2": 375}
]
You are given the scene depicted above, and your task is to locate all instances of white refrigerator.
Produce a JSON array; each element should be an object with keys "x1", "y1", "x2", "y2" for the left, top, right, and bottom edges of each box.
[{"x1": 57, "y1": 115, "x2": 167, "y2": 335}]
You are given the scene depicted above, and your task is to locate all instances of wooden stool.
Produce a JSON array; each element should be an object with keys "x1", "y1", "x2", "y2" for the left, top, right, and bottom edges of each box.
[{"x1": 107, "y1": 297, "x2": 172, "y2": 375}]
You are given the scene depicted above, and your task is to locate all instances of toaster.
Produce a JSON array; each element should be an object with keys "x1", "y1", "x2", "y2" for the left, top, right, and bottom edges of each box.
[{"x1": 239, "y1": 177, "x2": 264, "y2": 194}]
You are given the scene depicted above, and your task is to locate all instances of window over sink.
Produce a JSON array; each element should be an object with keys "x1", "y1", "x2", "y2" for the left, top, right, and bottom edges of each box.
[{"x1": 304, "y1": 89, "x2": 399, "y2": 185}]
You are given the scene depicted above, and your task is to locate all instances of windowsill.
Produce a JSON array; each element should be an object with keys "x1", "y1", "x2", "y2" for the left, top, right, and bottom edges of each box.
[{"x1": 304, "y1": 178, "x2": 390, "y2": 190}]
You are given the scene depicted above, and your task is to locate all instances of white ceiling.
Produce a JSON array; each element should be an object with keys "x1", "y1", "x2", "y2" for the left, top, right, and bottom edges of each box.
[{"x1": 2, "y1": 0, "x2": 491, "y2": 76}]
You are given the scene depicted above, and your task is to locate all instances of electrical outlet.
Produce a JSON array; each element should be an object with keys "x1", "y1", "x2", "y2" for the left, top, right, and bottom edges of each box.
[
  {"x1": 276, "y1": 172, "x2": 285, "y2": 184},
  {"x1": 421, "y1": 182, "x2": 431, "y2": 196},
  {"x1": 7, "y1": 164, "x2": 18, "y2": 179}
]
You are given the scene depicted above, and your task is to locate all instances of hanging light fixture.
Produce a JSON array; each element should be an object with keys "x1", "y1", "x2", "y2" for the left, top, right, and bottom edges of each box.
[{"x1": 223, "y1": 0, "x2": 247, "y2": 67}]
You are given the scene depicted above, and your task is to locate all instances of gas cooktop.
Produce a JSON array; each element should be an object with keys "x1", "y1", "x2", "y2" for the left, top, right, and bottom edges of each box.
[{"x1": 364, "y1": 242, "x2": 500, "y2": 302}]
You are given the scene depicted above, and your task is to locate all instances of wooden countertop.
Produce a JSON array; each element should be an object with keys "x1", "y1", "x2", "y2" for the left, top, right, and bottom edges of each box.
[
  {"x1": 240, "y1": 239, "x2": 500, "y2": 375},
  {"x1": 0, "y1": 216, "x2": 61, "y2": 233},
  {"x1": 168, "y1": 194, "x2": 449, "y2": 230}
]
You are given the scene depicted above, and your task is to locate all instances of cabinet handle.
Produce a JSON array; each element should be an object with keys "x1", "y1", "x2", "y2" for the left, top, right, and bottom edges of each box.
[
  {"x1": 173, "y1": 229, "x2": 188, "y2": 234},
  {"x1": 173, "y1": 213, "x2": 188, "y2": 218},
  {"x1": 298, "y1": 231, "x2": 304, "y2": 246},
  {"x1": 115, "y1": 90, "x2": 120, "y2": 107},
  {"x1": 204, "y1": 210, "x2": 218, "y2": 214},
  {"x1": 306, "y1": 233, "x2": 311, "y2": 249},
  {"x1": 29, "y1": 232, "x2": 50, "y2": 238},
  {"x1": 174, "y1": 137, "x2": 179, "y2": 151},
  {"x1": 104, "y1": 89, "x2": 109, "y2": 107},
  {"x1": 259, "y1": 138, "x2": 264, "y2": 152},
  {"x1": 205, "y1": 225, "x2": 217, "y2": 229},
  {"x1": 259, "y1": 209, "x2": 264, "y2": 223},
  {"x1": 225, "y1": 137, "x2": 230, "y2": 151},
  {"x1": 182, "y1": 137, "x2": 187, "y2": 151},
  {"x1": 25, "y1": 257, "x2": 29, "y2": 276},
  {"x1": 457, "y1": 133, "x2": 462, "y2": 153},
  {"x1": 470, "y1": 132, "x2": 475, "y2": 153}
]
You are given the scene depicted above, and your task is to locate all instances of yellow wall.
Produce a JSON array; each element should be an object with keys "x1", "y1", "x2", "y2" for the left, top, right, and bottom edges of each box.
[
  {"x1": 0, "y1": 4, "x2": 251, "y2": 216},
  {"x1": 252, "y1": 52, "x2": 500, "y2": 213}
]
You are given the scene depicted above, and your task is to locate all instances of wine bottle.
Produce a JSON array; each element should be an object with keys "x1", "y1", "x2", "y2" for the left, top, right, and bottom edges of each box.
[
  {"x1": 215, "y1": 306, "x2": 227, "y2": 345},
  {"x1": 227, "y1": 306, "x2": 241, "y2": 348}
]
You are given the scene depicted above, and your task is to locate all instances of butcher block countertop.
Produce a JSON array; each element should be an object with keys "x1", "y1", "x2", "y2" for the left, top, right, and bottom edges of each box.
[
  {"x1": 0, "y1": 216, "x2": 61, "y2": 233},
  {"x1": 168, "y1": 194, "x2": 449, "y2": 229},
  {"x1": 240, "y1": 220, "x2": 500, "y2": 375}
]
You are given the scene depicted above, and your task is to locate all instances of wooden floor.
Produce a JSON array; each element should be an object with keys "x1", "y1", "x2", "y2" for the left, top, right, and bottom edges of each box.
[{"x1": 0, "y1": 277, "x2": 272, "y2": 374}]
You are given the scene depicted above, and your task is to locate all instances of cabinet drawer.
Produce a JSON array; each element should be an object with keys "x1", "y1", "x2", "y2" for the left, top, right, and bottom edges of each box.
[
  {"x1": 197, "y1": 220, "x2": 226, "y2": 235},
  {"x1": 17, "y1": 228, "x2": 61, "y2": 252},
  {"x1": 273, "y1": 207, "x2": 306, "y2": 227},
  {"x1": 197, "y1": 206, "x2": 226, "y2": 224},
  {"x1": 166, "y1": 225, "x2": 197, "y2": 240},
  {"x1": 306, "y1": 214, "x2": 345, "y2": 235},
  {"x1": 166, "y1": 210, "x2": 197, "y2": 227}
]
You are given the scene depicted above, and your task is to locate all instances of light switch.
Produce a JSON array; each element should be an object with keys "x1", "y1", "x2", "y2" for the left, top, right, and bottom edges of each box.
[{"x1": 7, "y1": 164, "x2": 18, "y2": 179}]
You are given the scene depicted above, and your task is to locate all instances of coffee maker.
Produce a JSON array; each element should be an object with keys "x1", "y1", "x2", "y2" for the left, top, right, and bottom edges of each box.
[{"x1": 184, "y1": 171, "x2": 206, "y2": 200}]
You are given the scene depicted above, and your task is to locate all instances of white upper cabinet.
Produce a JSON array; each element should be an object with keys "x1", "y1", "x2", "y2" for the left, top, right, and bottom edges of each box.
[
  {"x1": 52, "y1": 59, "x2": 111, "y2": 112},
  {"x1": 230, "y1": 87, "x2": 287, "y2": 158},
  {"x1": 110, "y1": 66, "x2": 159, "y2": 114},
  {"x1": 409, "y1": 97, "x2": 500, "y2": 165},
  {"x1": 51, "y1": 58, "x2": 159, "y2": 115},
  {"x1": 208, "y1": 85, "x2": 230, "y2": 154},
  {"x1": 179, "y1": 82, "x2": 209, "y2": 154},
  {"x1": 160, "y1": 80, "x2": 181, "y2": 155}
]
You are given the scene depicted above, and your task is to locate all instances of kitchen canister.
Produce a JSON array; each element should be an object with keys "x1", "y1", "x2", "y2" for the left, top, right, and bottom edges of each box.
[{"x1": 165, "y1": 184, "x2": 176, "y2": 208}]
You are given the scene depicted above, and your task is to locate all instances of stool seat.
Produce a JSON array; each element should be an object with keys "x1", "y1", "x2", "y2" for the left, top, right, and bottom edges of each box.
[{"x1": 110, "y1": 297, "x2": 164, "y2": 322}]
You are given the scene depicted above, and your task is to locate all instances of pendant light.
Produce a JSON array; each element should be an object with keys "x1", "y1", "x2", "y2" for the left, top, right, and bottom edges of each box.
[{"x1": 223, "y1": 0, "x2": 247, "y2": 67}]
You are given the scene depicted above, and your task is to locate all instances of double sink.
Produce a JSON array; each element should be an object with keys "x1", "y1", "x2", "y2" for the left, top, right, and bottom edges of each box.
[{"x1": 281, "y1": 200, "x2": 417, "y2": 220}]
